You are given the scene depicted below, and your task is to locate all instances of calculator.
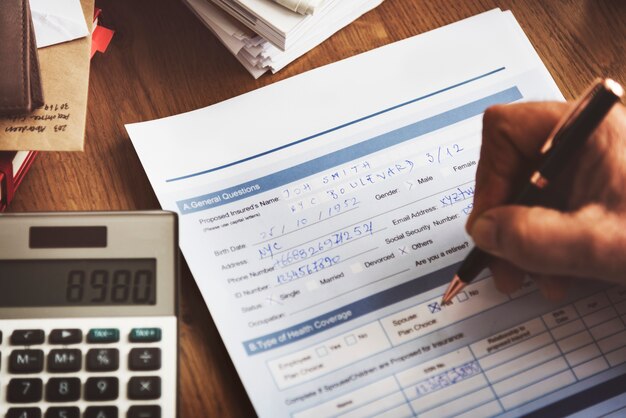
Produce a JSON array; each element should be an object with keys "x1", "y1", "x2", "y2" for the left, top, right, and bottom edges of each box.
[{"x1": 0, "y1": 212, "x2": 178, "y2": 418}]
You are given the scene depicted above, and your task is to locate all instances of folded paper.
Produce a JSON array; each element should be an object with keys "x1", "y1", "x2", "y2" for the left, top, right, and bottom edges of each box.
[{"x1": 31, "y1": 0, "x2": 89, "y2": 48}]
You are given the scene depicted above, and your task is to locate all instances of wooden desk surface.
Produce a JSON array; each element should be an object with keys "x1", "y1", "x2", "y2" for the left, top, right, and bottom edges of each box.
[{"x1": 8, "y1": 0, "x2": 626, "y2": 416}]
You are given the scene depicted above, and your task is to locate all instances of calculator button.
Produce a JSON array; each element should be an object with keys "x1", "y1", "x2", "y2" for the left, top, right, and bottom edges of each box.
[
  {"x1": 7, "y1": 378, "x2": 43, "y2": 403},
  {"x1": 127, "y1": 376, "x2": 161, "y2": 400},
  {"x1": 45, "y1": 407, "x2": 80, "y2": 418},
  {"x1": 128, "y1": 348, "x2": 161, "y2": 371},
  {"x1": 47, "y1": 349, "x2": 82, "y2": 373},
  {"x1": 11, "y1": 330, "x2": 45, "y2": 345},
  {"x1": 45, "y1": 377, "x2": 81, "y2": 402},
  {"x1": 87, "y1": 328, "x2": 120, "y2": 343},
  {"x1": 6, "y1": 408, "x2": 42, "y2": 418},
  {"x1": 129, "y1": 328, "x2": 161, "y2": 343},
  {"x1": 9, "y1": 350, "x2": 44, "y2": 373},
  {"x1": 127, "y1": 405, "x2": 161, "y2": 418},
  {"x1": 49, "y1": 329, "x2": 83, "y2": 345},
  {"x1": 84, "y1": 377, "x2": 119, "y2": 401},
  {"x1": 86, "y1": 348, "x2": 119, "y2": 371},
  {"x1": 84, "y1": 407, "x2": 118, "y2": 418}
]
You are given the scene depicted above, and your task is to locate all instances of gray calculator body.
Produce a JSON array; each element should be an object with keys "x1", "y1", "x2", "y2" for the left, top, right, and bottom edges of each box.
[{"x1": 0, "y1": 212, "x2": 178, "y2": 418}]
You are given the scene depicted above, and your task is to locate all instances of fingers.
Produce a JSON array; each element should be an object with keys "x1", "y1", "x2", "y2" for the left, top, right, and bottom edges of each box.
[
  {"x1": 468, "y1": 204, "x2": 626, "y2": 283},
  {"x1": 467, "y1": 102, "x2": 570, "y2": 232},
  {"x1": 533, "y1": 274, "x2": 569, "y2": 301},
  {"x1": 489, "y1": 258, "x2": 524, "y2": 294},
  {"x1": 488, "y1": 258, "x2": 569, "y2": 301}
]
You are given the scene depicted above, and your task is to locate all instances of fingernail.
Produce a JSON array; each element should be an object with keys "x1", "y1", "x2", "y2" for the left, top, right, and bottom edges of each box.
[{"x1": 470, "y1": 215, "x2": 498, "y2": 252}]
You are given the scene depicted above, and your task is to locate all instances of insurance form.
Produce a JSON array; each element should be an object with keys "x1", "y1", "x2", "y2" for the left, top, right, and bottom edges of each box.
[{"x1": 127, "y1": 9, "x2": 626, "y2": 417}]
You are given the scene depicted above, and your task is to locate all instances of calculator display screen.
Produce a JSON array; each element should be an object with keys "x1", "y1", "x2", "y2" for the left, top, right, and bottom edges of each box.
[{"x1": 0, "y1": 259, "x2": 156, "y2": 307}]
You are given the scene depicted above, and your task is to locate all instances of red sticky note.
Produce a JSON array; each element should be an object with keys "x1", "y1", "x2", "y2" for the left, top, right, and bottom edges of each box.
[{"x1": 91, "y1": 25, "x2": 115, "y2": 58}]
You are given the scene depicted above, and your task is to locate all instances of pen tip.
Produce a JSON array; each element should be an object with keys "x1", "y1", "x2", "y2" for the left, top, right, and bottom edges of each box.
[{"x1": 441, "y1": 275, "x2": 465, "y2": 305}]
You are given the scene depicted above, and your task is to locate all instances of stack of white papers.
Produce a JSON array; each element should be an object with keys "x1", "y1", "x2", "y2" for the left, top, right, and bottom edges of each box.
[
  {"x1": 210, "y1": 0, "x2": 376, "y2": 50},
  {"x1": 185, "y1": 0, "x2": 383, "y2": 78}
]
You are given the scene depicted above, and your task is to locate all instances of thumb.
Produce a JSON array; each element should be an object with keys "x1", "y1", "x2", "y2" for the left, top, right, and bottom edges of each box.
[{"x1": 468, "y1": 205, "x2": 626, "y2": 283}]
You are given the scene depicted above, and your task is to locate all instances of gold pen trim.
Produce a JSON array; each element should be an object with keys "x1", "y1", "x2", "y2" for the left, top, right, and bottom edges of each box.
[
  {"x1": 530, "y1": 171, "x2": 549, "y2": 189},
  {"x1": 441, "y1": 275, "x2": 466, "y2": 304}
]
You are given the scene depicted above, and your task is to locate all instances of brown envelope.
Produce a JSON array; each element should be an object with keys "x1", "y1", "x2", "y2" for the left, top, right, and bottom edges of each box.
[{"x1": 0, "y1": 0, "x2": 94, "y2": 151}]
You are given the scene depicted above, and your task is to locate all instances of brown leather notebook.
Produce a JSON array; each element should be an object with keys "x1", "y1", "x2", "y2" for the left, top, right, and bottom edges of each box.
[{"x1": 0, "y1": 0, "x2": 44, "y2": 117}]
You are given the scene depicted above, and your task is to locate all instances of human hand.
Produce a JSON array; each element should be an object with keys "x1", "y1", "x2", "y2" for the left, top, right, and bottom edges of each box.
[{"x1": 466, "y1": 100, "x2": 626, "y2": 300}]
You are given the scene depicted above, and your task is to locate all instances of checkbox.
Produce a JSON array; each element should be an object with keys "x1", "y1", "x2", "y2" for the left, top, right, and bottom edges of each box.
[
  {"x1": 440, "y1": 167, "x2": 453, "y2": 177},
  {"x1": 345, "y1": 335, "x2": 357, "y2": 346},
  {"x1": 456, "y1": 291, "x2": 469, "y2": 302},
  {"x1": 350, "y1": 263, "x2": 363, "y2": 273},
  {"x1": 316, "y1": 346, "x2": 328, "y2": 357},
  {"x1": 306, "y1": 280, "x2": 319, "y2": 291},
  {"x1": 428, "y1": 302, "x2": 441, "y2": 313}
]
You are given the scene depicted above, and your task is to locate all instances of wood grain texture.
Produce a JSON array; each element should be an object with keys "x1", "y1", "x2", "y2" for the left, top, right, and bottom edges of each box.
[{"x1": 8, "y1": 0, "x2": 626, "y2": 416}]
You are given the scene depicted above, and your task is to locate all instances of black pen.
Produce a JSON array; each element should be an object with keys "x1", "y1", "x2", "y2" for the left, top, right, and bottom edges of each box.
[{"x1": 442, "y1": 78, "x2": 625, "y2": 304}]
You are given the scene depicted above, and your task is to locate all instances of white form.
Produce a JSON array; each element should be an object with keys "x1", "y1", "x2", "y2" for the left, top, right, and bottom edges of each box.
[{"x1": 127, "y1": 10, "x2": 626, "y2": 418}]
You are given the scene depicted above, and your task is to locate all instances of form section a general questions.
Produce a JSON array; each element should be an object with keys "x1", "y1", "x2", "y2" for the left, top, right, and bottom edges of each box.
[{"x1": 128, "y1": 9, "x2": 626, "y2": 418}]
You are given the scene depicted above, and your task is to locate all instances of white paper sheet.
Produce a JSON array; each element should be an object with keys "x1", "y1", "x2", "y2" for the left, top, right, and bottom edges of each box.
[
  {"x1": 127, "y1": 10, "x2": 626, "y2": 417},
  {"x1": 31, "y1": 0, "x2": 90, "y2": 48}
]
